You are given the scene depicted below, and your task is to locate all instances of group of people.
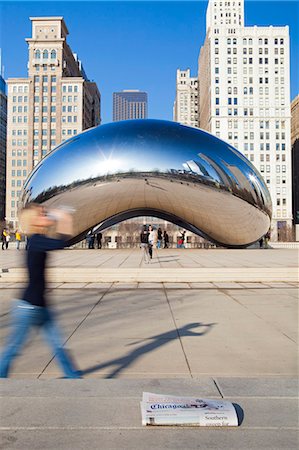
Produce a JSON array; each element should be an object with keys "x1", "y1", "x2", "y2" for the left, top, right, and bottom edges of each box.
[
  {"x1": 140, "y1": 225, "x2": 172, "y2": 263},
  {"x1": 86, "y1": 232, "x2": 102, "y2": 249},
  {"x1": 1, "y1": 229, "x2": 22, "y2": 250}
]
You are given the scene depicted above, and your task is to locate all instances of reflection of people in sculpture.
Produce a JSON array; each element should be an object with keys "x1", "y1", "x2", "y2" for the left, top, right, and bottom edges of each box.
[
  {"x1": 140, "y1": 225, "x2": 150, "y2": 264},
  {"x1": 0, "y1": 204, "x2": 81, "y2": 378}
]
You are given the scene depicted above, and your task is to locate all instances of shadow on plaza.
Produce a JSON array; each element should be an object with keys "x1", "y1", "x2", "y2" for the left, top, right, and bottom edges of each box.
[{"x1": 82, "y1": 322, "x2": 216, "y2": 378}]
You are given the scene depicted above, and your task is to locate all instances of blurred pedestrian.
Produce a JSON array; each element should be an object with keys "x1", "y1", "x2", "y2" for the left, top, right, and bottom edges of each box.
[
  {"x1": 140, "y1": 225, "x2": 150, "y2": 264},
  {"x1": 0, "y1": 203, "x2": 81, "y2": 379}
]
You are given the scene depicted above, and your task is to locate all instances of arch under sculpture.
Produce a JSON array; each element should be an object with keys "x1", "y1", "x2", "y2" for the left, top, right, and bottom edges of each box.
[{"x1": 21, "y1": 119, "x2": 272, "y2": 248}]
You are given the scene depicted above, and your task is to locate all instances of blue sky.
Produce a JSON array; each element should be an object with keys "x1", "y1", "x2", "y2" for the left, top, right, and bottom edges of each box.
[{"x1": 0, "y1": 1, "x2": 298, "y2": 123}]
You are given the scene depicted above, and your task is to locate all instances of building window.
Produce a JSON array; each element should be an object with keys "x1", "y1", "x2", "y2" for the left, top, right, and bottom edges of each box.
[
  {"x1": 43, "y1": 50, "x2": 48, "y2": 59},
  {"x1": 51, "y1": 50, "x2": 56, "y2": 59},
  {"x1": 35, "y1": 50, "x2": 41, "y2": 59}
]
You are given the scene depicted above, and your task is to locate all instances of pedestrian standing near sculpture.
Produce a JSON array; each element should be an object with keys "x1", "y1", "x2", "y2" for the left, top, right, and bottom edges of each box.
[
  {"x1": 1, "y1": 229, "x2": 6, "y2": 250},
  {"x1": 177, "y1": 230, "x2": 186, "y2": 248},
  {"x1": 157, "y1": 227, "x2": 162, "y2": 249},
  {"x1": 148, "y1": 225, "x2": 155, "y2": 259},
  {"x1": 15, "y1": 230, "x2": 22, "y2": 250},
  {"x1": 86, "y1": 234, "x2": 95, "y2": 249},
  {"x1": 5, "y1": 230, "x2": 10, "y2": 250},
  {"x1": 0, "y1": 203, "x2": 81, "y2": 379},
  {"x1": 264, "y1": 230, "x2": 271, "y2": 249},
  {"x1": 96, "y1": 232, "x2": 102, "y2": 249},
  {"x1": 140, "y1": 225, "x2": 150, "y2": 264},
  {"x1": 163, "y1": 230, "x2": 169, "y2": 248}
]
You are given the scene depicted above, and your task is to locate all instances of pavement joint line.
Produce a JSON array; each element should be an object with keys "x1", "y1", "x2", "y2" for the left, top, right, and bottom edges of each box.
[
  {"x1": 0, "y1": 426, "x2": 298, "y2": 431},
  {"x1": 163, "y1": 286, "x2": 193, "y2": 379},
  {"x1": 1, "y1": 395, "x2": 298, "y2": 400},
  {"x1": 37, "y1": 283, "x2": 113, "y2": 379},
  {"x1": 213, "y1": 378, "x2": 224, "y2": 398}
]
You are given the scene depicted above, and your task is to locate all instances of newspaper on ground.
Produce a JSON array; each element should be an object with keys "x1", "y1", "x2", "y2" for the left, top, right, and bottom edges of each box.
[{"x1": 141, "y1": 392, "x2": 238, "y2": 426}]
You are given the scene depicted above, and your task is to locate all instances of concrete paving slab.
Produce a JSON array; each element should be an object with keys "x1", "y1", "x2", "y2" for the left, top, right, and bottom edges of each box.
[
  {"x1": 84, "y1": 283, "x2": 112, "y2": 289},
  {"x1": 138, "y1": 283, "x2": 164, "y2": 289},
  {"x1": 58, "y1": 283, "x2": 88, "y2": 289},
  {"x1": 0, "y1": 429, "x2": 298, "y2": 450},
  {"x1": 213, "y1": 282, "x2": 244, "y2": 289},
  {"x1": 0, "y1": 378, "x2": 219, "y2": 397},
  {"x1": 215, "y1": 377, "x2": 299, "y2": 398},
  {"x1": 42, "y1": 337, "x2": 191, "y2": 378},
  {"x1": 240, "y1": 283, "x2": 269, "y2": 288},
  {"x1": 189, "y1": 282, "x2": 215, "y2": 288},
  {"x1": 163, "y1": 283, "x2": 190, "y2": 289},
  {"x1": 1, "y1": 396, "x2": 297, "y2": 429},
  {"x1": 111, "y1": 283, "x2": 138, "y2": 289}
]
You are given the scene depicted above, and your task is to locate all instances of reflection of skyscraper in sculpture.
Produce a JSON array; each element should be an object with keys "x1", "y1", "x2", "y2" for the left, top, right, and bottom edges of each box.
[
  {"x1": 113, "y1": 90, "x2": 148, "y2": 122},
  {"x1": 198, "y1": 0, "x2": 292, "y2": 240},
  {"x1": 6, "y1": 17, "x2": 101, "y2": 229}
]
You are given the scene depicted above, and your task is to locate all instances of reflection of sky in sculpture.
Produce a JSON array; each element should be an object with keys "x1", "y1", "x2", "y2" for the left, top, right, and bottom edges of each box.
[
  {"x1": 21, "y1": 119, "x2": 272, "y2": 248},
  {"x1": 24, "y1": 119, "x2": 270, "y2": 209}
]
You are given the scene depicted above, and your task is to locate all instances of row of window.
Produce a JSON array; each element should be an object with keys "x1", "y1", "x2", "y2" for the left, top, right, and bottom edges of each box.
[
  {"x1": 11, "y1": 160, "x2": 27, "y2": 167},
  {"x1": 62, "y1": 85, "x2": 79, "y2": 93},
  {"x1": 11, "y1": 140, "x2": 27, "y2": 146},
  {"x1": 34, "y1": 49, "x2": 57, "y2": 60},
  {"x1": 34, "y1": 96, "x2": 57, "y2": 103},
  {"x1": 214, "y1": 38, "x2": 285, "y2": 45},
  {"x1": 34, "y1": 76, "x2": 56, "y2": 83},
  {"x1": 34, "y1": 65, "x2": 56, "y2": 72},
  {"x1": 62, "y1": 95, "x2": 79, "y2": 103},
  {"x1": 62, "y1": 106, "x2": 78, "y2": 113},
  {"x1": 33, "y1": 139, "x2": 56, "y2": 147},
  {"x1": 12, "y1": 96, "x2": 28, "y2": 103},
  {"x1": 33, "y1": 129, "x2": 56, "y2": 136},
  {"x1": 11, "y1": 172, "x2": 27, "y2": 180},
  {"x1": 11, "y1": 150, "x2": 27, "y2": 156},
  {"x1": 11, "y1": 130, "x2": 27, "y2": 136},
  {"x1": 35, "y1": 86, "x2": 56, "y2": 93},
  {"x1": 11, "y1": 86, "x2": 29, "y2": 93},
  {"x1": 62, "y1": 116, "x2": 78, "y2": 123}
]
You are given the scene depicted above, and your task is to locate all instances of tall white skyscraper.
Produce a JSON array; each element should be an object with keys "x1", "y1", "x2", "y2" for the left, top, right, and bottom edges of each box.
[
  {"x1": 173, "y1": 69, "x2": 199, "y2": 128},
  {"x1": 199, "y1": 0, "x2": 292, "y2": 239}
]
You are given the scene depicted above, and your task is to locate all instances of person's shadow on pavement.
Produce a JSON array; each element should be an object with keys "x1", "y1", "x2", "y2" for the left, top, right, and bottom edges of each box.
[{"x1": 82, "y1": 322, "x2": 216, "y2": 378}]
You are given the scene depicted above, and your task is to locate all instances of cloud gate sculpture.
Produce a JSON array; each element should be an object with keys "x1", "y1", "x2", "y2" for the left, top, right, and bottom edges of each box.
[{"x1": 21, "y1": 119, "x2": 272, "y2": 248}]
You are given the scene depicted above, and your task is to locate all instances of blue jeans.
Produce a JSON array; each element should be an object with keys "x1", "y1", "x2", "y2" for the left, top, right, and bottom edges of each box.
[{"x1": 0, "y1": 300, "x2": 81, "y2": 378}]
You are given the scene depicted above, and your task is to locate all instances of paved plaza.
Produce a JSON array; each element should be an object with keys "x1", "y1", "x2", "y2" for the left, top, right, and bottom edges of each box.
[{"x1": 0, "y1": 248, "x2": 298, "y2": 449}]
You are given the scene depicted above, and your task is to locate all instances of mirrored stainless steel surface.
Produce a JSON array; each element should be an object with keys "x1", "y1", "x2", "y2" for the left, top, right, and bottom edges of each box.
[{"x1": 21, "y1": 119, "x2": 272, "y2": 247}]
